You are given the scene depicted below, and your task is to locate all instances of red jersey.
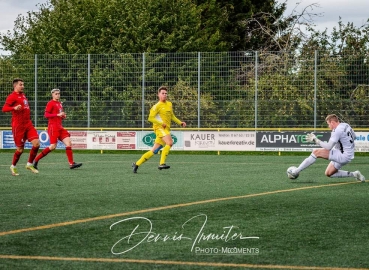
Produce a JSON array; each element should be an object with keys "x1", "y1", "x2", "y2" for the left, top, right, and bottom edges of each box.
[
  {"x1": 45, "y1": 100, "x2": 64, "y2": 128},
  {"x1": 2, "y1": 91, "x2": 33, "y2": 127}
]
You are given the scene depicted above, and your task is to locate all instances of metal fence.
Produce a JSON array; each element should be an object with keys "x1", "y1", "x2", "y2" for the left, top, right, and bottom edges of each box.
[{"x1": 0, "y1": 51, "x2": 368, "y2": 129}]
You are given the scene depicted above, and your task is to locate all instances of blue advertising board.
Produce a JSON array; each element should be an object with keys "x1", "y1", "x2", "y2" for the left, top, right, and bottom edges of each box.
[{"x1": 2, "y1": 130, "x2": 66, "y2": 149}]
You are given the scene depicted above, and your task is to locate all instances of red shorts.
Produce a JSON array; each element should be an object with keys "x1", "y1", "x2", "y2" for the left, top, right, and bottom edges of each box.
[
  {"x1": 48, "y1": 126, "x2": 70, "y2": 144},
  {"x1": 12, "y1": 125, "x2": 39, "y2": 147}
]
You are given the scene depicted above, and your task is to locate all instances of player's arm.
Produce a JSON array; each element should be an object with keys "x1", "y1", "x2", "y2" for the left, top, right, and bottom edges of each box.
[
  {"x1": 307, "y1": 133, "x2": 336, "y2": 150},
  {"x1": 2, "y1": 103, "x2": 16, "y2": 112},
  {"x1": 44, "y1": 112, "x2": 58, "y2": 118},
  {"x1": 44, "y1": 102, "x2": 65, "y2": 118},
  {"x1": 148, "y1": 106, "x2": 163, "y2": 125},
  {"x1": 316, "y1": 139, "x2": 336, "y2": 150},
  {"x1": 171, "y1": 111, "x2": 186, "y2": 127},
  {"x1": 2, "y1": 95, "x2": 19, "y2": 112},
  {"x1": 44, "y1": 102, "x2": 57, "y2": 118}
]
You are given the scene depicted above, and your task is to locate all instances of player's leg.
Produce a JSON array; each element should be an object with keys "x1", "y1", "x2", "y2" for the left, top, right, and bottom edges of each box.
[
  {"x1": 24, "y1": 126, "x2": 40, "y2": 173},
  {"x1": 159, "y1": 133, "x2": 173, "y2": 169},
  {"x1": 327, "y1": 152, "x2": 365, "y2": 182},
  {"x1": 33, "y1": 144, "x2": 56, "y2": 170},
  {"x1": 12, "y1": 147, "x2": 23, "y2": 166},
  {"x1": 132, "y1": 129, "x2": 165, "y2": 173},
  {"x1": 62, "y1": 134, "x2": 82, "y2": 169},
  {"x1": 10, "y1": 147, "x2": 23, "y2": 176},
  {"x1": 326, "y1": 161, "x2": 362, "y2": 179},
  {"x1": 324, "y1": 162, "x2": 339, "y2": 177},
  {"x1": 153, "y1": 144, "x2": 163, "y2": 154},
  {"x1": 33, "y1": 128, "x2": 58, "y2": 170},
  {"x1": 135, "y1": 149, "x2": 155, "y2": 166},
  {"x1": 132, "y1": 142, "x2": 162, "y2": 173},
  {"x1": 10, "y1": 127, "x2": 25, "y2": 176},
  {"x1": 25, "y1": 137, "x2": 40, "y2": 173},
  {"x1": 293, "y1": 148, "x2": 329, "y2": 174},
  {"x1": 28, "y1": 138, "x2": 40, "y2": 163}
]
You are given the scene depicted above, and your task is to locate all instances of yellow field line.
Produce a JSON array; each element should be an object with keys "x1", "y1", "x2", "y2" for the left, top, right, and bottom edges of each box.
[
  {"x1": 0, "y1": 181, "x2": 357, "y2": 237},
  {"x1": 0, "y1": 255, "x2": 368, "y2": 270}
]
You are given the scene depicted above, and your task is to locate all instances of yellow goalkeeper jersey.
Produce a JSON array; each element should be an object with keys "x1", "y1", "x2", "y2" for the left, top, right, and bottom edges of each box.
[{"x1": 148, "y1": 101, "x2": 182, "y2": 130}]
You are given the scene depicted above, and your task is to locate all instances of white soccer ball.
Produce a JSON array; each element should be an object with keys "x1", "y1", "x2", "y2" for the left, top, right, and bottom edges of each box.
[{"x1": 287, "y1": 166, "x2": 299, "y2": 179}]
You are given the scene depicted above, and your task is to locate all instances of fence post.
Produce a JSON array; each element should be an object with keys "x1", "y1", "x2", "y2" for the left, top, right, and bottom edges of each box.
[
  {"x1": 198, "y1": 52, "x2": 201, "y2": 128},
  {"x1": 254, "y1": 51, "x2": 258, "y2": 129},
  {"x1": 87, "y1": 54, "x2": 91, "y2": 128},
  {"x1": 314, "y1": 50, "x2": 318, "y2": 130},
  {"x1": 142, "y1": 52, "x2": 145, "y2": 128},
  {"x1": 34, "y1": 54, "x2": 38, "y2": 127}
]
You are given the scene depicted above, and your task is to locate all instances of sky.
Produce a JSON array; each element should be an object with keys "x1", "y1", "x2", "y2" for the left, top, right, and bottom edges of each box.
[
  {"x1": 283, "y1": 0, "x2": 369, "y2": 32},
  {"x1": 0, "y1": 0, "x2": 369, "y2": 54}
]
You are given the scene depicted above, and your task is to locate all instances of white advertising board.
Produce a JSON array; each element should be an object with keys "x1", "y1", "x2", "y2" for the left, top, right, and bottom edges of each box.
[
  {"x1": 183, "y1": 131, "x2": 256, "y2": 151},
  {"x1": 354, "y1": 132, "x2": 369, "y2": 152}
]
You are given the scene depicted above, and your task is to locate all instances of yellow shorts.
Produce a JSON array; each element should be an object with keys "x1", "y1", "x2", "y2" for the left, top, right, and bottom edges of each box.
[{"x1": 154, "y1": 127, "x2": 170, "y2": 145}]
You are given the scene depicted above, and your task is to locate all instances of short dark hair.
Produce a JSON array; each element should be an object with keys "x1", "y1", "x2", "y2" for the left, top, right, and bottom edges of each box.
[
  {"x1": 158, "y1": 86, "x2": 168, "y2": 93},
  {"x1": 12, "y1": 78, "x2": 24, "y2": 88}
]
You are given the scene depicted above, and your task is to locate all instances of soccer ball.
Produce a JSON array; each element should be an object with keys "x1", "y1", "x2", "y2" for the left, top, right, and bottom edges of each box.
[{"x1": 287, "y1": 166, "x2": 299, "y2": 179}]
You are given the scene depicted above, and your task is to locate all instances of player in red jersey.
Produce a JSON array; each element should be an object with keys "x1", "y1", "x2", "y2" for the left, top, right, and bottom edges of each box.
[
  {"x1": 33, "y1": 89, "x2": 82, "y2": 170},
  {"x1": 2, "y1": 78, "x2": 40, "y2": 175}
]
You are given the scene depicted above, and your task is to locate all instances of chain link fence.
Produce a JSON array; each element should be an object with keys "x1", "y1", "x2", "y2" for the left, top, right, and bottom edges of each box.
[{"x1": 1, "y1": 51, "x2": 368, "y2": 129}]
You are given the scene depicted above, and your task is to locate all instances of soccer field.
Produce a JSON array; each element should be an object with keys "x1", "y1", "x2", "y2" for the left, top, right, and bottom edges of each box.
[{"x1": 0, "y1": 152, "x2": 368, "y2": 270}]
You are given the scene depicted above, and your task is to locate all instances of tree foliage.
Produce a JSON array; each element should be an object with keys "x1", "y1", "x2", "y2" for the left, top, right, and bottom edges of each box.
[
  {"x1": 301, "y1": 18, "x2": 369, "y2": 125},
  {"x1": 1, "y1": 0, "x2": 214, "y2": 54},
  {"x1": 0, "y1": 0, "x2": 289, "y2": 54},
  {"x1": 192, "y1": 0, "x2": 288, "y2": 51}
]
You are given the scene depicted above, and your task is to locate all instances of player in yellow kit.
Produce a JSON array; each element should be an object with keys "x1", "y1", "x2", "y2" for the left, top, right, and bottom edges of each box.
[{"x1": 132, "y1": 86, "x2": 186, "y2": 173}]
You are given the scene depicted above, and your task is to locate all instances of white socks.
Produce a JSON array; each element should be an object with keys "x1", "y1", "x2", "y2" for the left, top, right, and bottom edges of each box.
[
  {"x1": 295, "y1": 153, "x2": 317, "y2": 173},
  {"x1": 330, "y1": 170, "x2": 353, "y2": 178}
]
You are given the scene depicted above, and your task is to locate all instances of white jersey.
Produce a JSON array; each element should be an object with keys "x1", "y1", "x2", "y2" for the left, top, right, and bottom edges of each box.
[{"x1": 330, "y1": 123, "x2": 356, "y2": 157}]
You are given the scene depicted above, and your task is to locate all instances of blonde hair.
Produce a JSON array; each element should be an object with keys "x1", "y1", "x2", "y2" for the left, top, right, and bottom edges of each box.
[
  {"x1": 51, "y1": 88, "x2": 60, "y2": 94},
  {"x1": 325, "y1": 114, "x2": 339, "y2": 123}
]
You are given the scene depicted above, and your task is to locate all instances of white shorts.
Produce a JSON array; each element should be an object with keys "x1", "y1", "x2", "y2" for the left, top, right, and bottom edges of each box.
[{"x1": 329, "y1": 148, "x2": 353, "y2": 170}]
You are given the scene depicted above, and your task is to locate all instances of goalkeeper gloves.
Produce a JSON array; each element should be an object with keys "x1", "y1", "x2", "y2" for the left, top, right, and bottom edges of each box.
[{"x1": 306, "y1": 133, "x2": 320, "y2": 144}]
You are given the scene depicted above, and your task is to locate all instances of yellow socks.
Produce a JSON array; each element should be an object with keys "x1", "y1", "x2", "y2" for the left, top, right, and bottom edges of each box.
[
  {"x1": 136, "y1": 144, "x2": 171, "y2": 167},
  {"x1": 136, "y1": 150, "x2": 154, "y2": 166},
  {"x1": 160, "y1": 145, "x2": 171, "y2": 165}
]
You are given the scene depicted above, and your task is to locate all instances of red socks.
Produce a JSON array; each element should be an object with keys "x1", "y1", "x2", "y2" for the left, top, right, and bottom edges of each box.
[
  {"x1": 12, "y1": 150, "x2": 22, "y2": 166},
  {"x1": 28, "y1": 146, "x2": 40, "y2": 163},
  {"x1": 34, "y1": 147, "x2": 51, "y2": 162},
  {"x1": 17, "y1": 146, "x2": 74, "y2": 165},
  {"x1": 66, "y1": 146, "x2": 74, "y2": 165}
]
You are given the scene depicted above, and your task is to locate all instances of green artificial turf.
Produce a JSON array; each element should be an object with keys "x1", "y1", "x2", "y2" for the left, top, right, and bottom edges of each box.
[{"x1": 0, "y1": 152, "x2": 368, "y2": 269}]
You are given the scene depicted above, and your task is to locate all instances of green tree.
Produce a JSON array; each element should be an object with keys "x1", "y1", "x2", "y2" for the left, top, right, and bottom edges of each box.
[
  {"x1": 0, "y1": 0, "x2": 292, "y2": 54},
  {"x1": 0, "y1": 0, "x2": 224, "y2": 55},
  {"x1": 193, "y1": 0, "x2": 288, "y2": 51},
  {"x1": 301, "y1": 19, "x2": 369, "y2": 126}
]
